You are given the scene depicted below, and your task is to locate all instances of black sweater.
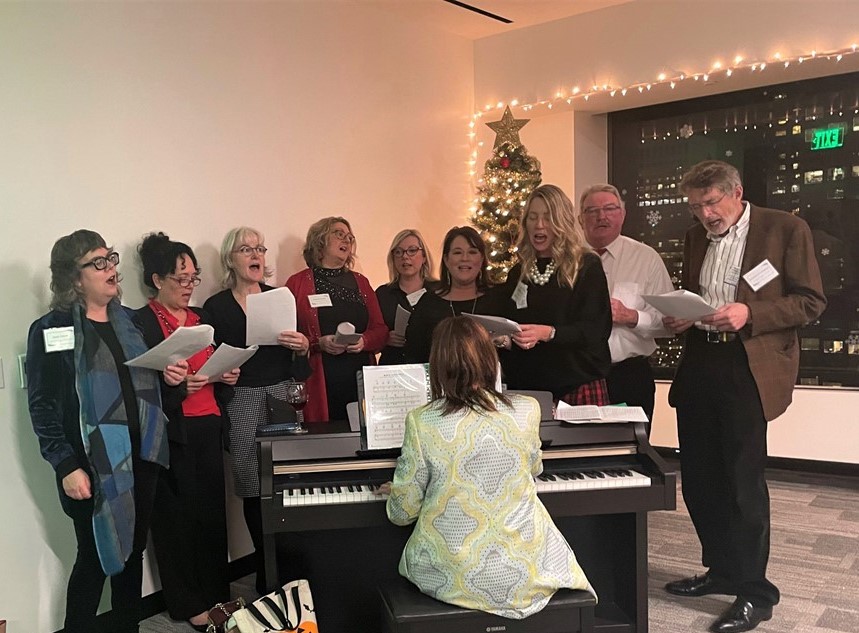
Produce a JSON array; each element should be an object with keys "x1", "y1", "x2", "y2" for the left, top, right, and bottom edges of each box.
[{"x1": 498, "y1": 255, "x2": 612, "y2": 399}]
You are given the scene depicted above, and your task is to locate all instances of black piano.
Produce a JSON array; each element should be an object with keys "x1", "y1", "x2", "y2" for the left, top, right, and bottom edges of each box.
[{"x1": 258, "y1": 417, "x2": 676, "y2": 633}]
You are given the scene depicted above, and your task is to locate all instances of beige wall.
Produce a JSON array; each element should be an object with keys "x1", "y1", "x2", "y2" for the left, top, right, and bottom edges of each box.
[
  {"x1": 0, "y1": 2, "x2": 472, "y2": 631},
  {"x1": 473, "y1": 0, "x2": 859, "y2": 464}
]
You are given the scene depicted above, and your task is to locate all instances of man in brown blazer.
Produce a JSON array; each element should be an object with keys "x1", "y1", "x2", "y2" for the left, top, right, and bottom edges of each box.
[{"x1": 663, "y1": 161, "x2": 825, "y2": 633}]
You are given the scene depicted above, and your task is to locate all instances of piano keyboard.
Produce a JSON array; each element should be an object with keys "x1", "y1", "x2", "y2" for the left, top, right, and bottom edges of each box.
[{"x1": 281, "y1": 468, "x2": 650, "y2": 507}]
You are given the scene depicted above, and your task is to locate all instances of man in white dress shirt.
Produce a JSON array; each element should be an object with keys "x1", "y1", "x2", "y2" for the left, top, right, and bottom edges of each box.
[{"x1": 579, "y1": 184, "x2": 674, "y2": 423}]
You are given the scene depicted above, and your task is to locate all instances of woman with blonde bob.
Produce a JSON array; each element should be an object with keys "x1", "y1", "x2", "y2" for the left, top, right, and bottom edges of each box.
[
  {"x1": 386, "y1": 316, "x2": 596, "y2": 618},
  {"x1": 497, "y1": 184, "x2": 612, "y2": 405},
  {"x1": 286, "y1": 216, "x2": 387, "y2": 422},
  {"x1": 203, "y1": 226, "x2": 310, "y2": 593},
  {"x1": 375, "y1": 228, "x2": 437, "y2": 365}
]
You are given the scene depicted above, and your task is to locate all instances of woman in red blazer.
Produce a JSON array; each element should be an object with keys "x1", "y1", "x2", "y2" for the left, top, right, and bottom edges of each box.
[{"x1": 286, "y1": 217, "x2": 387, "y2": 422}]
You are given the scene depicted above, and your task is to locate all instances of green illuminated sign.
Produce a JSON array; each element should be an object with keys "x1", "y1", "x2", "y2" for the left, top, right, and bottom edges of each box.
[{"x1": 810, "y1": 125, "x2": 844, "y2": 150}]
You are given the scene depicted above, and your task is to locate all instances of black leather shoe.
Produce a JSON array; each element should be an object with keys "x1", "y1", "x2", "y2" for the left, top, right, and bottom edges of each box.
[
  {"x1": 665, "y1": 572, "x2": 729, "y2": 597},
  {"x1": 710, "y1": 598, "x2": 772, "y2": 633}
]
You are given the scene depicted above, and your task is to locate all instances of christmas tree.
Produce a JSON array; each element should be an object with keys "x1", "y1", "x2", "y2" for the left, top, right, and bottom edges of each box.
[{"x1": 471, "y1": 106, "x2": 542, "y2": 283}]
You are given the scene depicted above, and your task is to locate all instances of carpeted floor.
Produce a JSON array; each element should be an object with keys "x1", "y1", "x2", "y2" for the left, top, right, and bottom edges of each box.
[{"x1": 142, "y1": 467, "x2": 859, "y2": 633}]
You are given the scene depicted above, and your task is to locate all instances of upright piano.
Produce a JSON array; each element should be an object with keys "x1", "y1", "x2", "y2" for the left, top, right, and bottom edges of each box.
[{"x1": 258, "y1": 417, "x2": 676, "y2": 633}]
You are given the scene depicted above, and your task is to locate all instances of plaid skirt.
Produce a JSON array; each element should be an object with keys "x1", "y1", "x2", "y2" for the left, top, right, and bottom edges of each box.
[
  {"x1": 560, "y1": 378, "x2": 609, "y2": 406},
  {"x1": 226, "y1": 380, "x2": 294, "y2": 497}
]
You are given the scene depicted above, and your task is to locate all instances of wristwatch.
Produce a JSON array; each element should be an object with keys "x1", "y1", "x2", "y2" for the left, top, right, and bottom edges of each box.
[{"x1": 547, "y1": 326, "x2": 556, "y2": 342}]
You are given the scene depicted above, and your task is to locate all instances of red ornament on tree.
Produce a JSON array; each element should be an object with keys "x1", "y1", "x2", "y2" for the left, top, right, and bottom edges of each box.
[{"x1": 500, "y1": 157, "x2": 511, "y2": 168}]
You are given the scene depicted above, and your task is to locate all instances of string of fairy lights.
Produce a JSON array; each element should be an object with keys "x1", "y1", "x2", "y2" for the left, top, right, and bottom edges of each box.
[{"x1": 466, "y1": 42, "x2": 859, "y2": 188}]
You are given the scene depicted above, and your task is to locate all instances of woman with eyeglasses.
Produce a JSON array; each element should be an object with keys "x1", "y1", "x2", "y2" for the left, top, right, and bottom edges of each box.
[
  {"x1": 375, "y1": 229, "x2": 437, "y2": 365},
  {"x1": 496, "y1": 184, "x2": 612, "y2": 406},
  {"x1": 286, "y1": 217, "x2": 387, "y2": 422},
  {"x1": 26, "y1": 230, "x2": 178, "y2": 633},
  {"x1": 403, "y1": 226, "x2": 502, "y2": 364},
  {"x1": 133, "y1": 232, "x2": 238, "y2": 631},
  {"x1": 203, "y1": 226, "x2": 310, "y2": 593}
]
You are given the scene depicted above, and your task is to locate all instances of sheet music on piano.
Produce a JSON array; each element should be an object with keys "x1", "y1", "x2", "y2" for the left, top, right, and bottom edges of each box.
[
  {"x1": 356, "y1": 364, "x2": 431, "y2": 450},
  {"x1": 555, "y1": 401, "x2": 649, "y2": 424}
]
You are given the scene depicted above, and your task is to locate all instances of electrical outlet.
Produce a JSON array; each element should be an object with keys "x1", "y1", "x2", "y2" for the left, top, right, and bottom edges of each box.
[{"x1": 18, "y1": 353, "x2": 27, "y2": 389}]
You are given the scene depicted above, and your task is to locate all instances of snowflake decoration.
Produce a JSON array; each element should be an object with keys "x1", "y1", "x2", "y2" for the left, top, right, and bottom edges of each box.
[
  {"x1": 821, "y1": 248, "x2": 830, "y2": 256},
  {"x1": 725, "y1": 150, "x2": 733, "y2": 157},
  {"x1": 646, "y1": 209, "x2": 662, "y2": 227},
  {"x1": 679, "y1": 124, "x2": 694, "y2": 139}
]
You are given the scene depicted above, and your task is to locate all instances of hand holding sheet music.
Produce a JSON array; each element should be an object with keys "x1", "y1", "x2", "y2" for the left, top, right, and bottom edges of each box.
[
  {"x1": 246, "y1": 287, "x2": 297, "y2": 345},
  {"x1": 642, "y1": 290, "x2": 716, "y2": 321},
  {"x1": 464, "y1": 313, "x2": 522, "y2": 336},
  {"x1": 199, "y1": 343, "x2": 258, "y2": 382},
  {"x1": 125, "y1": 325, "x2": 214, "y2": 371}
]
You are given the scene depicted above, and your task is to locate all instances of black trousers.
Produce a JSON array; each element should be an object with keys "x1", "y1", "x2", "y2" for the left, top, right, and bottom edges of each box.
[
  {"x1": 150, "y1": 415, "x2": 230, "y2": 619},
  {"x1": 673, "y1": 331, "x2": 780, "y2": 607},
  {"x1": 63, "y1": 458, "x2": 160, "y2": 633},
  {"x1": 606, "y1": 355, "x2": 656, "y2": 427}
]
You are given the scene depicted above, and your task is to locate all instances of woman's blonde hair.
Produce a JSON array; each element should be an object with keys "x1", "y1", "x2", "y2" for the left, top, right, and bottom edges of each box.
[
  {"x1": 385, "y1": 229, "x2": 436, "y2": 285},
  {"x1": 219, "y1": 226, "x2": 273, "y2": 289},
  {"x1": 429, "y1": 316, "x2": 510, "y2": 415},
  {"x1": 516, "y1": 184, "x2": 588, "y2": 288},
  {"x1": 302, "y1": 216, "x2": 356, "y2": 269}
]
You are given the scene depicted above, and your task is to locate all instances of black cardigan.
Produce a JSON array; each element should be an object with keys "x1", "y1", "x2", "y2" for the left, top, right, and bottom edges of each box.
[{"x1": 497, "y1": 255, "x2": 612, "y2": 399}]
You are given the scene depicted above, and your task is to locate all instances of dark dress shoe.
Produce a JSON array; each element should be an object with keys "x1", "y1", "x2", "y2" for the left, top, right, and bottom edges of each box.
[
  {"x1": 665, "y1": 572, "x2": 729, "y2": 597},
  {"x1": 710, "y1": 598, "x2": 772, "y2": 633}
]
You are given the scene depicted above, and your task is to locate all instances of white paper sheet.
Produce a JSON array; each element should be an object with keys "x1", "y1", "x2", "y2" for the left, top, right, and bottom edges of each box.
[
  {"x1": 357, "y1": 364, "x2": 431, "y2": 450},
  {"x1": 125, "y1": 325, "x2": 214, "y2": 370},
  {"x1": 464, "y1": 313, "x2": 522, "y2": 336},
  {"x1": 246, "y1": 287, "x2": 297, "y2": 345},
  {"x1": 199, "y1": 343, "x2": 259, "y2": 382},
  {"x1": 332, "y1": 321, "x2": 362, "y2": 346},
  {"x1": 555, "y1": 400, "x2": 648, "y2": 424},
  {"x1": 642, "y1": 289, "x2": 717, "y2": 320},
  {"x1": 394, "y1": 305, "x2": 411, "y2": 337}
]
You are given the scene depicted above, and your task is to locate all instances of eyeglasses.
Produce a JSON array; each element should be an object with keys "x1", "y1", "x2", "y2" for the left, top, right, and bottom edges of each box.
[
  {"x1": 582, "y1": 204, "x2": 623, "y2": 217},
  {"x1": 688, "y1": 191, "x2": 728, "y2": 213},
  {"x1": 392, "y1": 246, "x2": 423, "y2": 258},
  {"x1": 233, "y1": 245, "x2": 268, "y2": 256},
  {"x1": 80, "y1": 251, "x2": 120, "y2": 270},
  {"x1": 166, "y1": 275, "x2": 202, "y2": 288},
  {"x1": 330, "y1": 229, "x2": 355, "y2": 243}
]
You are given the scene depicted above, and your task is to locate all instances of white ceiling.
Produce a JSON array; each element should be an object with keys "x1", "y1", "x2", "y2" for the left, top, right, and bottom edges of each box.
[{"x1": 368, "y1": 0, "x2": 636, "y2": 40}]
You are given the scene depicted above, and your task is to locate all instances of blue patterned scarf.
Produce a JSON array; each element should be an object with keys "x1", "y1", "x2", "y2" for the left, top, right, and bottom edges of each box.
[{"x1": 72, "y1": 300, "x2": 168, "y2": 576}]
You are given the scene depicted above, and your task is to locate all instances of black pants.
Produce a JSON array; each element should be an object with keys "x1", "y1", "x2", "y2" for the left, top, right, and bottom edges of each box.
[
  {"x1": 63, "y1": 459, "x2": 160, "y2": 633},
  {"x1": 150, "y1": 415, "x2": 230, "y2": 619},
  {"x1": 606, "y1": 355, "x2": 656, "y2": 427},
  {"x1": 673, "y1": 332, "x2": 780, "y2": 608}
]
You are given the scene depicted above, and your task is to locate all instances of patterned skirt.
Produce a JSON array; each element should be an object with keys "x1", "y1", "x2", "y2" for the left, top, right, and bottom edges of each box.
[{"x1": 226, "y1": 380, "x2": 294, "y2": 497}]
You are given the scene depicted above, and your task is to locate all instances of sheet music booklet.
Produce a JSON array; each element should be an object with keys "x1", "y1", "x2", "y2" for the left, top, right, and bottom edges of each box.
[{"x1": 356, "y1": 364, "x2": 431, "y2": 450}]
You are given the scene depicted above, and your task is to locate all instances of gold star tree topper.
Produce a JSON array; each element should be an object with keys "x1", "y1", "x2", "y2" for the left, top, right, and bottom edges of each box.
[{"x1": 486, "y1": 106, "x2": 530, "y2": 149}]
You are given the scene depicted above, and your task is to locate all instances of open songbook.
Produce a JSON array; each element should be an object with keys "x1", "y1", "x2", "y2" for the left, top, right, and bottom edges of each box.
[{"x1": 555, "y1": 400, "x2": 649, "y2": 424}]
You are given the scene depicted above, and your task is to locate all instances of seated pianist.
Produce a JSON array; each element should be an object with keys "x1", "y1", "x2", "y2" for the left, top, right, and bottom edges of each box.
[{"x1": 383, "y1": 316, "x2": 597, "y2": 618}]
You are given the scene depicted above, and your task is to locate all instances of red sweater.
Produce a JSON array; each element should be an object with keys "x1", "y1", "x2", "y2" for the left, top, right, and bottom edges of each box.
[{"x1": 286, "y1": 268, "x2": 387, "y2": 422}]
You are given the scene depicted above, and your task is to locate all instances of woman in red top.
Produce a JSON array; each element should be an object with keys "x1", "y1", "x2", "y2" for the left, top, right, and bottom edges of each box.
[
  {"x1": 286, "y1": 217, "x2": 387, "y2": 422},
  {"x1": 134, "y1": 232, "x2": 239, "y2": 632}
]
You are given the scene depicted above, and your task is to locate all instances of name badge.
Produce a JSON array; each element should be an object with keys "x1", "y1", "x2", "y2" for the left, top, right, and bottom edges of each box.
[
  {"x1": 512, "y1": 282, "x2": 528, "y2": 310},
  {"x1": 406, "y1": 288, "x2": 427, "y2": 307},
  {"x1": 743, "y1": 259, "x2": 779, "y2": 292},
  {"x1": 308, "y1": 293, "x2": 333, "y2": 308},
  {"x1": 43, "y1": 326, "x2": 75, "y2": 352},
  {"x1": 724, "y1": 265, "x2": 741, "y2": 287}
]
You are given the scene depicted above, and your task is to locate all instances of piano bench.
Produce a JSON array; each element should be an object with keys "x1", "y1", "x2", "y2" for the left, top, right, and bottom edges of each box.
[{"x1": 379, "y1": 580, "x2": 595, "y2": 633}]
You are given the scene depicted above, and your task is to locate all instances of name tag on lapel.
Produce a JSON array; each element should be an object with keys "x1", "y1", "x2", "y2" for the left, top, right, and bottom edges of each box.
[
  {"x1": 308, "y1": 293, "x2": 332, "y2": 308},
  {"x1": 44, "y1": 326, "x2": 75, "y2": 352},
  {"x1": 743, "y1": 259, "x2": 779, "y2": 292}
]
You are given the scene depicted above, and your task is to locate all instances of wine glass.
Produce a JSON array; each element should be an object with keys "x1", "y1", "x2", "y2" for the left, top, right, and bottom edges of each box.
[{"x1": 284, "y1": 381, "x2": 309, "y2": 434}]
